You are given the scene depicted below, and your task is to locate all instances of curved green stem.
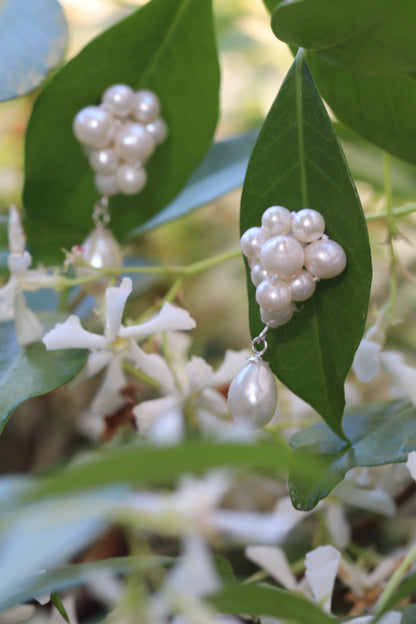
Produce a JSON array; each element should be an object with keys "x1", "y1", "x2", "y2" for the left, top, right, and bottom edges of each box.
[{"x1": 374, "y1": 542, "x2": 416, "y2": 617}]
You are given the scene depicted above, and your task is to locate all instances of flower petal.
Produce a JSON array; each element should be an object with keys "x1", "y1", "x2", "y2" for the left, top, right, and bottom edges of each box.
[
  {"x1": 304, "y1": 545, "x2": 340, "y2": 612},
  {"x1": 119, "y1": 302, "x2": 196, "y2": 340},
  {"x1": 42, "y1": 315, "x2": 107, "y2": 350},
  {"x1": 352, "y1": 339, "x2": 381, "y2": 382},
  {"x1": 104, "y1": 277, "x2": 132, "y2": 342},
  {"x1": 168, "y1": 536, "x2": 221, "y2": 598},
  {"x1": 186, "y1": 356, "x2": 214, "y2": 390},
  {"x1": 8, "y1": 250, "x2": 32, "y2": 274},
  {"x1": 8, "y1": 205, "x2": 26, "y2": 253},
  {"x1": 90, "y1": 355, "x2": 127, "y2": 414},
  {"x1": 129, "y1": 341, "x2": 175, "y2": 391},
  {"x1": 0, "y1": 277, "x2": 17, "y2": 320},
  {"x1": 406, "y1": 451, "x2": 416, "y2": 481},
  {"x1": 245, "y1": 545, "x2": 297, "y2": 590},
  {"x1": 133, "y1": 396, "x2": 180, "y2": 433},
  {"x1": 14, "y1": 290, "x2": 43, "y2": 346},
  {"x1": 69, "y1": 350, "x2": 113, "y2": 389},
  {"x1": 148, "y1": 410, "x2": 184, "y2": 445},
  {"x1": 210, "y1": 350, "x2": 250, "y2": 387},
  {"x1": 380, "y1": 350, "x2": 416, "y2": 404}
]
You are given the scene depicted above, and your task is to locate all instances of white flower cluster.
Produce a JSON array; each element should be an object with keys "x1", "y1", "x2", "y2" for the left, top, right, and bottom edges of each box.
[
  {"x1": 240, "y1": 205, "x2": 347, "y2": 328},
  {"x1": 73, "y1": 84, "x2": 168, "y2": 196}
]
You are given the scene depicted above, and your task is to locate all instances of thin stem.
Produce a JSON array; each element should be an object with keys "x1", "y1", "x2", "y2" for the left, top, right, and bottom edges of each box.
[
  {"x1": 366, "y1": 202, "x2": 416, "y2": 222},
  {"x1": 374, "y1": 542, "x2": 416, "y2": 616}
]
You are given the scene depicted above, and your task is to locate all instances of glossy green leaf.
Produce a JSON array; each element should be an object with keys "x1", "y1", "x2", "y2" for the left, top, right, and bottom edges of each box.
[
  {"x1": 241, "y1": 50, "x2": 371, "y2": 438},
  {"x1": 26, "y1": 440, "x2": 290, "y2": 501},
  {"x1": 211, "y1": 584, "x2": 334, "y2": 624},
  {"x1": 0, "y1": 321, "x2": 87, "y2": 434},
  {"x1": 0, "y1": 0, "x2": 67, "y2": 102},
  {"x1": 401, "y1": 607, "x2": 416, "y2": 624},
  {"x1": 272, "y1": 0, "x2": 416, "y2": 75},
  {"x1": 0, "y1": 555, "x2": 168, "y2": 611},
  {"x1": 24, "y1": 0, "x2": 220, "y2": 263},
  {"x1": 288, "y1": 399, "x2": 416, "y2": 510},
  {"x1": 132, "y1": 131, "x2": 258, "y2": 236},
  {"x1": 308, "y1": 53, "x2": 416, "y2": 165}
]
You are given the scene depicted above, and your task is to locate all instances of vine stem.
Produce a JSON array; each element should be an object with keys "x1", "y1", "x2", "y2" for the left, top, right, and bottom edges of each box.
[{"x1": 374, "y1": 542, "x2": 416, "y2": 616}]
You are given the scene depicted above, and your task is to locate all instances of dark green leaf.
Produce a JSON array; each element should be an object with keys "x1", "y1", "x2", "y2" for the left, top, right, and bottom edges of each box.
[
  {"x1": 308, "y1": 53, "x2": 416, "y2": 166},
  {"x1": 24, "y1": 0, "x2": 220, "y2": 263},
  {"x1": 0, "y1": 556, "x2": 169, "y2": 611},
  {"x1": 0, "y1": 0, "x2": 67, "y2": 102},
  {"x1": 25, "y1": 440, "x2": 290, "y2": 502},
  {"x1": 50, "y1": 593, "x2": 70, "y2": 624},
  {"x1": 272, "y1": 0, "x2": 416, "y2": 75},
  {"x1": 398, "y1": 606, "x2": 416, "y2": 624},
  {"x1": 288, "y1": 399, "x2": 416, "y2": 510},
  {"x1": 0, "y1": 321, "x2": 87, "y2": 434},
  {"x1": 210, "y1": 584, "x2": 334, "y2": 624},
  {"x1": 131, "y1": 131, "x2": 258, "y2": 236},
  {"x1": 241, "y1": 50, "x2": 371, "y2": 438}
]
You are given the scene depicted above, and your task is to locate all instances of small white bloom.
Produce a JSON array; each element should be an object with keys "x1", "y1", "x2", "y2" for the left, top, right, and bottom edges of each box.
[
  {"x1": 352, "y1": 338, "x2": 381, "y2": 382},
  {"x1": 43, "y1": 277, "x2": 196, "y2": 414},
  {"x1": 406, "y1": 451, "x2": 416, "y2": 481},
  {"x1": 0, "y1": 206, "x2": 44, "y2": 345},
  {"x1": 379, "y1": 350, "x2": 416, "y2": 405}
]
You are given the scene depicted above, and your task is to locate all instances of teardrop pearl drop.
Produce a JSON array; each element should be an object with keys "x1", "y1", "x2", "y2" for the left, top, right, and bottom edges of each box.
[{"x1": 228, "y1": 359, "x2": 277, "y2": 428}]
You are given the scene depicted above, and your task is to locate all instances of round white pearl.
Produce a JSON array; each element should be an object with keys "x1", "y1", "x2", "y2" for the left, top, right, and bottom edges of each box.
[
  {"x1": 228, "y1": 359, "x2": 277, "y2": 428},
  {"x1": 260, "y1": 235, "x2": 305, "y2": 279},
  {"x1": 288, "y1": 269, "x2": 316, "y2": 301},
  {"x1": 146, "y1": 118, "x2": 168, "y2": 144},
  {"x1": 240, "y1": 227, "x2": 265, "y2": 263},
  {"x1": 261, "y1": 205, "x2": 292, "y2": 236},
  {"x1": 73, "y1": 106, "x2": 114, "y2": 148},
  {"x1": 94, "y1": 173, "x2": 118, "y2": 196},
  {"x1": 133, "y1": 90, "x2": 161, "y2": 123},
  {"x1": 102, "y1": 84, "x2": 135, "y2": 117},
  {"x1": 114, "y1": 122, "x2": 155, "y2": 163},
  {"x1": 256, "y1": 278, "x2": 292, "y2": 312},
  {"x1": 260, "y1": 303, "x2": 296, "y2": 328},
  {"x1": 304, "y1": 239, "x2": 347, "y2": 279},
  {"x1": 89, "y1": 148, "x2": 118, "y2": 175},
  {"x1": 250, "y1": 264, "x2": 269, "y2": 287},
  {"x1": 116, "y1": 164, "x2": 147, "y2": 195},
  {"x1": 82, "y1": 227, "x2": 123, "y2": 269},
  {"x1": 291, "y1": 208, "x2": 326, "y2": 243}
]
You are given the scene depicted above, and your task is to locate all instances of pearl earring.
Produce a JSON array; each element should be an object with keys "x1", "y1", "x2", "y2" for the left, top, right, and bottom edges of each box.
[
  {"x1": 228, "y1": 206, "x2": 347, "y2": 429},
  {"x1": 73, "y1": 84, "x2": 168, "y2": 197}
]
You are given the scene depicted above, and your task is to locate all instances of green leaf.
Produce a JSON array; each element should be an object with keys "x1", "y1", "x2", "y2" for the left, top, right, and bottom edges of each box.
[
  {"x1": 241, "y1": 50, "x2": 371, "y2": 438},
  {"x1": 288, "y1": 399, "x2": 416, "y2": 511},
  {"x1": 131, "y1": 131, "x2": 258, "y2": 236},
  {"x1": 272, "y1": 0, "x2": 416, "y2": 76},
  {"x1": 308, "y1": 53, "x2": 416, "y2": 165},
  {"x1": 25, "y1": 440, "x2": 290, "y2": 501},
  {"x1": 0, "y1": 321, "x2": 87, "y2": 434},
  {"x1": 401, "y1": 607, "x2": 416, "y2": 624},
  {"x1": 0, "y1": 555, "x2": 170, "y2": 611},
  {"x1": 0, "y1": 0, "x2": 67, "y2": 102},
  {"x1": 210, "y1": 584, "x2": 334, "y2": 624},
  {"x1": 24, "y1": 0, "x2": 220, "y2": 263},
  {"x1": 50, "y1": 593, "x2": 70, "y2": 624}
]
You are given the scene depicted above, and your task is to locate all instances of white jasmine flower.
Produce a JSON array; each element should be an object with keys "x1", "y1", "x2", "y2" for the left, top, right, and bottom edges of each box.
[
  {"x1": 133, "y1": 331, "x2": 249, "y2": 443},
  {"x1": 43, "y1": 277, "x2": 196, "y2": 414},
  {"x1": 0, "y1": 206, "x2": 44, "y2": 345},
  {"x1": 246, "y1": 544, "x2": 340, "y2": 613},
  {"x1": 379, "y1": 351, "x2": 416, "y2": 405},
  {"x1": 352, "y1": 338, "x2": 382, "y2": 383}
]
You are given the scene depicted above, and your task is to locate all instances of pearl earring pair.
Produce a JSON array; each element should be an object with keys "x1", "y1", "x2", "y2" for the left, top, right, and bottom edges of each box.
[{"x1": 228, "y1": 206, "x2": 347, "y2": 429}]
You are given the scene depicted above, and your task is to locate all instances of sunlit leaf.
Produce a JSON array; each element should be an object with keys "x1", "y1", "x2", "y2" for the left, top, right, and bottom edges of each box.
[
  {"x1": 288, "y1": 399, "x2": 416, "y2": 510},
  {"x1": 241, "y1": 50, "x2": 371, "y2": 438},
  {"x1": 0, "y1": 0, "x2": 67, "y2": 102},
  {"x1": 272, "y1": 0, "x2": 416, "y2": 75},
  {"x1": 24, "y1": 0, "x2": 220, "y2": 263}
]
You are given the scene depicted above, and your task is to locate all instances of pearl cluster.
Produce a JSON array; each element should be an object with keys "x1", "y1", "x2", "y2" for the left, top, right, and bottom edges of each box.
[
  {"x1": 240, "y1": 206, "x2": 347, "y2": 328},
  {"x1": 73, "y1": 84, "x2": 168, "y2": 196}
]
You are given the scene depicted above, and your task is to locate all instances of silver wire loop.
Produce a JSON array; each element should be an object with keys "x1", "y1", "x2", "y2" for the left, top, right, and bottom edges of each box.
[
  {"x1": 251, "y1": 325, "x2": 269, "y2": 358},
  {"x1": 92, "y1": 196, "x2": 111, "y2": 229}
]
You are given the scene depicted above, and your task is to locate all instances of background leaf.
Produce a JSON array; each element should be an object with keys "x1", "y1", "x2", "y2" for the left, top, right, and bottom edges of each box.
[
  {"x1": 288, "y1": 399, "x2": 416, "y2": 510},
  {"x1": 0, "y1": 0, "x2": 67, "y2": 102},
  {"x1": 210, "y1": 584, "x2": 334, "y2": 624},
  {"x1": 0, "y1": 320, "x2": 87, "y2": 434},
  {"x1": 24, "y1": 0, "x2": 220, "y2": 263},
  {"x1": 132, "y1": 131, "x2": 258, "y2": 236},
  {"x1": 271, "y1": 0, "x2": 416, "y2": 75},
  {"x1": 307, "y1": 54, "x2": 416, "y2": 166},
  {"x1": 241, "y1": 51, "x2": 371, "y2": 438}
]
